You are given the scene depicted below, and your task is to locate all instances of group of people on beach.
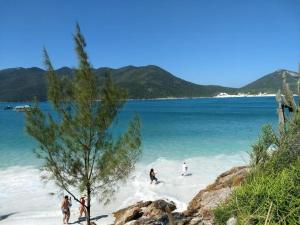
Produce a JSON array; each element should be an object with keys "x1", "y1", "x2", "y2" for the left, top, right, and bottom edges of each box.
[
  {"x1": 149, "y1": 162, "x2": 189, "y2": 184},
  {"x1": 61, "y1": 195, "x2": 86, "y2": 224},
  {"x1": 60, "y1": 162, "x2": 189, "y2": 224}
]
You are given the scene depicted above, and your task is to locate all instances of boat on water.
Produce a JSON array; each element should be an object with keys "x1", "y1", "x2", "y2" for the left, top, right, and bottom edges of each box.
[
  {"x1": 3, "y1": 106, "x2": 13, "y2": 110},
  {"x1": 13, "y1": 105, "x2": 31, "y2": 112}
]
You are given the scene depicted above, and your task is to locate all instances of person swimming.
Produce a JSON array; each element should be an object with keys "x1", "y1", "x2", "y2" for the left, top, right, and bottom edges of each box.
[{"x1": 149, "y1": 168, "x2": 158, "y2": 184}]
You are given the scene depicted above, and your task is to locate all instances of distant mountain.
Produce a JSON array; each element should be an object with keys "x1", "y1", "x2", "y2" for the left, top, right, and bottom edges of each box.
[
  {"x1": 96, "y1": 65, "x2": 239, "y2": 99},
  {"x1": 1, "y1": 66, "x2": 298, "y2": 102},
  {"x1": 0, "y1": 67, "x2": 47, "y2": 102},
  {"x1": 241, "y1": 69, "x2": 299, "y2": 94},
  {"x1": 0, "y1": 65, "x2": 237, "y2": 101}
]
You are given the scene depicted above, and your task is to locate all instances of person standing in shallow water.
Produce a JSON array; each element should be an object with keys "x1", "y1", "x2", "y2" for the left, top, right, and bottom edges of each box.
[
  {"x1": 181, "y1": 162, "x2": 188, "y2": 176},
  {"x1": 78, "y1": 196, "x2": 87, "y2": 220},
  {"x1": 61, "y1": 195, "x2": 72, "y2": 224},
  {"x1": 149, "y1": 168, "x2": 158, "y2": 184}
]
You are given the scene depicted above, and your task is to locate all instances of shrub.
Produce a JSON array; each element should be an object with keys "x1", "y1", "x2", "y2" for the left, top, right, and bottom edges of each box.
[{"x1": 214, "y1": 159, "x2": 300, "y2": 225}]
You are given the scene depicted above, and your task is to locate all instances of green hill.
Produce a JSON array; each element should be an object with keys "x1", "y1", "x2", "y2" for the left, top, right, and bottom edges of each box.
[
  {"x1": 241, "y1": 69, "x2": 299, "y2": 94},
  {"x1": 0, "y1": 65, "x2": 237, "y2": 101},
  {"x1": 0, "y1": 67, "x2": 47, "y2": 102},
  {"x1": 0, "y1": 66, "x2": 298, "y2": 102}
]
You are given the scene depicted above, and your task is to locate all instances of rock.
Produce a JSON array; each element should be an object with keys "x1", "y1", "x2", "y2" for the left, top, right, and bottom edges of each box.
[
  {"x1": 202, "y1": 222, "x2": 213, "y2": 225},
  {"x1": 188, "y1": 217, "x2": 202, "y2": 225},
  {"x1": 226, "y1": 217, "x2": 237, "y2": 225},
  {"x1": 131, "y1": 215, "x2": 168, "y2": 225},
  {"x1": 114, "y1": 201, "x2": 152, "y2": 220},
  {"x1": 113, "y1": 201, "x2": 152, "y2": 225},
  {"x1": 186, "y1": 166, "x2": 249, "y2": 223},
  {"x1": 143, "y1": 200, "x2": 176, "y2": 219},
  {"x1": 123, "y1": 207, "x2": 143, "y2": 222},
  {"x1": 113, "y1": 200, "x2": 175, "y2": 225},
  {"x1": 198, "y1": 187, "x2": 232, "y2": 220}
]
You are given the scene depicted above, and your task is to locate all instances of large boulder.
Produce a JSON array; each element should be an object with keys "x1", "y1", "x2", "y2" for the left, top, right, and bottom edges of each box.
[
  {"x1": 113, "y1": 200, "x2": 176, "y2": 225},
  {"x1": 113, "y1": 201, "x2": 152, "y2": 225},
  {"x1": 143, "y1": 200, "x2": 176, "y2": 219},
  {"x1": 185, "y1": 166, "x2": 249, "y2": 223}
]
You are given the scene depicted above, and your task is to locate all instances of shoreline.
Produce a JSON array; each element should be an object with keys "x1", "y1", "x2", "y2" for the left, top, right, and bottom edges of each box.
[
  {"x1": 128, "y1": 94, "x2": 276, "y2": 101},
  {"x1": 0, "y1": 153, "x2": 248, "y2": 225},
  {"x1": 0, "y1": 94, "x2": 277, "y2": 104}
]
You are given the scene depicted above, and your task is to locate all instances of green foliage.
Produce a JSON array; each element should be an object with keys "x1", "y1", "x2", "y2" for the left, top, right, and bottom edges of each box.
[
  {"x1": 214, "y1": 67, "x2": 300, "y2": 225},
  {"x1": 250, "y1": 125, "x2": 277, "y2": 167},
  {"x1": 241, "y1": 69, "x2": 299, "y2": 94},
  {"x1": 266, "y1": 123, "x2": 299, "y2": 173},
  {"x1": 214, "y1": 159, "x2": 300, "y2": 225},
  {"x1": 0, "y1": 64, "x2": 299, "y2": 102},
  {"x1": 250, "y1": 118, "x2": 299, "y2": 173},
  {"x1": 25, "y1": 25, "x2": 141, "y2": 224},
  {"x1": 214, "y1": 113, "x2": 300, "y2": 224}
]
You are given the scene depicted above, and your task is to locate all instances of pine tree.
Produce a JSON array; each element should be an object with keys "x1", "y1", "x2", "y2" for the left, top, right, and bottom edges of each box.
[{"x1": 25, "y1": 24, "x2": 141, "y2": 224}]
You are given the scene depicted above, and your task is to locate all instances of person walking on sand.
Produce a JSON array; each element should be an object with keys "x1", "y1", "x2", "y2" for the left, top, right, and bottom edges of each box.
[
  {"x1": 78, "y1": 196, "x2": 87, "y2": 220},
  {"x1": 61, "y1": 195, "x2": 72, "y2": 224},
  {"x1": 181, "y1": 162, "x2": 188, "y2": 176},
  {"x1": 150, "y1": 168, "x2": 158, "y2": 184}
]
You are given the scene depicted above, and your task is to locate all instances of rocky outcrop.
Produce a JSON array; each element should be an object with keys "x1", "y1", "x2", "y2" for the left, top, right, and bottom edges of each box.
[
  {"x1": 113, "y1": 200, "x2": 176, "y2": 225},
  {"x1": 184, "y1": 166, "x2": 249, "y2": 224},
  {"x1": 113, "y1": 166, "x2": 249, "y2": 225}
]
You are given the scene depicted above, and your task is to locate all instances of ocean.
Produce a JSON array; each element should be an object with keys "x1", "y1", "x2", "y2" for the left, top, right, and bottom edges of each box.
[{"x1": 0, "y1": 97, "x2": 278, "y2": 224}]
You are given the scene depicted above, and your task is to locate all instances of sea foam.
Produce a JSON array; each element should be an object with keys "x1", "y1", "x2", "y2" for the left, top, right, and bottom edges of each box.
[{"x1": 0, "y1": 152, "x2": 248, "y2": 225}]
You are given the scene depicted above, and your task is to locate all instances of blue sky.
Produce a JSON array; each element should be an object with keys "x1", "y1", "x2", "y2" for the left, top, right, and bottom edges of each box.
[{"x1": 0, "y1": 0, "x2": 299, "y2": 87}]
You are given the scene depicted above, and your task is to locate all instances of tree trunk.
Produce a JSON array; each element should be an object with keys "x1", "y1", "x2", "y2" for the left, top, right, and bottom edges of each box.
[
  {"x1": 86, "y1": 186, "x2": 91, "y2": 225},
  {"x1": 277, "y1": 104, "x2": 285, "y2": 126}
]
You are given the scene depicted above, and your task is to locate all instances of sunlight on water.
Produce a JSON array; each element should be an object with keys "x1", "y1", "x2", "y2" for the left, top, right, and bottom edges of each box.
[
  {"x1": 0, "y1": 97, "x2": 278, "y2": 224},
  {"x1": 0, "y1": 97, "x2": 277, "y2": 168}
]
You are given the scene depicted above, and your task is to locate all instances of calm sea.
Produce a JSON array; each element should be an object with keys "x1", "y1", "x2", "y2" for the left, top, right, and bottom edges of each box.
[
  {"x1": 0, "y1": 97, "x2": 278, "y2": 169},
  {"x1": 0, "y1": 97, "x2": 280, "y2": 222}
]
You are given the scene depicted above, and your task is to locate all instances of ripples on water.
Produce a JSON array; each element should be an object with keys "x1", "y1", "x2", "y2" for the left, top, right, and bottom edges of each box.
[
  {"x1": 0, "y1": 97, "x2": 279, "y2": 224},
  {"x1": 0, "y1": 97, "x2": 277, "y2": 168}
]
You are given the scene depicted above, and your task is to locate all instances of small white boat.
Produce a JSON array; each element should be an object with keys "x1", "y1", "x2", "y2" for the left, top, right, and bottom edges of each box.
[
  {"x1": 3, "y1": 106, "x2": 13, "y2": 110},
  {"x1": 14, "y1": 105, "x2": 31, "y2": 112}
]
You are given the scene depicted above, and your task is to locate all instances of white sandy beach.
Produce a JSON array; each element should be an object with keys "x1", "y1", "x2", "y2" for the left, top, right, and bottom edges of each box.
[
  {"x1": 126, "y1": 93, "x2": 277, "y2": 101},
  {"x1": 214, "y1": 93, "x2": 276, "y2": 98},
  {"x1": 0, "y1": 154, "x2": 248, "y2": 225}
]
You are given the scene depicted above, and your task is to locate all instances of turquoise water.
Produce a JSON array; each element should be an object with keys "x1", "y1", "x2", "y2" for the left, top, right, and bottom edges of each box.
[{"x1": 0, "y1": 97, "x2": 278, "y2": 168}]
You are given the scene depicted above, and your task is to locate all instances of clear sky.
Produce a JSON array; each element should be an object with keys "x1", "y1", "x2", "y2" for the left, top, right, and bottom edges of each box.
[{"x1": 0, "y1": 0, "x2": 299, "y2": 87}]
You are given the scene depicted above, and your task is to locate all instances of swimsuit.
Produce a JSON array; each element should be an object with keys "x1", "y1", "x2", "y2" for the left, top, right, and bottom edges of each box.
[
  {"x1": 150, "y1": 172, "x2": 157, "y2": 181},
  {"x1": 62, "y1": 208, "x2": 69, "y2": 214}
]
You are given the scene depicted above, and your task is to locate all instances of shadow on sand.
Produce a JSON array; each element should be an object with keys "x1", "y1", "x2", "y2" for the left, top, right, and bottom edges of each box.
[
  {"x1": 154, "y1": 180, "x2": 165, "y2": 185},
  {"x1": 182, "y1": 173, "x2": 192, "y2": 176},
  {"x1": 0, "y1": 213, "x2": 17, "y2": 221},
  {"x1": 70, "y1": 214, "x2": 108, "y2": 224}
]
